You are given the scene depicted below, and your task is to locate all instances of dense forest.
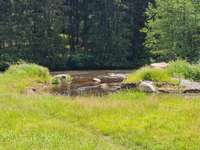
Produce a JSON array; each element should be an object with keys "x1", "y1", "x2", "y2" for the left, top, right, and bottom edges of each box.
[
  {"x1": 0, "y1": 0, "x2": 153, "y2": 70},
  {"x1": 0, "y1": 0, "x2": 199, "y2": 71}
]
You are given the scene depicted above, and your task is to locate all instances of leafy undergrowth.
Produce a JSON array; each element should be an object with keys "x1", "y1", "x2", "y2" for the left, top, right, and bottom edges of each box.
[
  {"x1": 125, "y1": 66, "x2": 177, "y2": 84},
  {"x1": 125, "y1": 60, "x2": 200, "y2": 83},
  {"x1": 0, "y1": 63, "x2": 51, "y2": 93},
  {"x1": 168, "y1": 60, "x2": 200, "y2": 81},
  {"x1": 1, "y1": 92, "x2": 200, "y2": 149}
]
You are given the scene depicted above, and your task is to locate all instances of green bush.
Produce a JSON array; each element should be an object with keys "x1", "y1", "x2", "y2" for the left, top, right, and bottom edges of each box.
[
  {"x1": 167, "y1": 60, "x2": 193, "y2": 79},
  {"x1": 52, "y1": 74, "x2": 72, "y2": 85},
  {"x1": 0, "y1": 63, "x2": 51, "y2": 93},
  {"x1": 125, "y1": 60, "x2": 200, "y2": 84},
  {"x1": 5, "y1": 63, "x2": 51, "y2": 82},
  {"x1": 124, "y1": 66, "x2": 176, "y2": 83},
  {"x1": 192, "y1": 65, "x2": 200, "y2": 81},
  {"x1": 168, "y1": 60, "x2": 200, "y2": 81}
]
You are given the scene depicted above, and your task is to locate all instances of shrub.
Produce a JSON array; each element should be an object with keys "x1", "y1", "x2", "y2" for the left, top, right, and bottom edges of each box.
[
  {"x1": 192, "y1": 65, "x2": 200, "y2": 81},
  {"x1": 125, "y1": 60, "x2": 200, "y2": 84},
  {"x1": 52, "y1": 74, "x2": 72, "y2": 85},
  {"x1": 167, "y1": 60, "x2": 193, "y2": 79},
  {"x1": 168, "y1": 60, "x2": 200, "y2": 81},
  {"x1": 124, "y1": 66, "x2": 176, "y2": 83},
  {"x1": 0, "y1": 63, "x2": 51, "y2": 93},
  {"x1": 5, "y1": 63, "x2": 51, "y2": 82}
]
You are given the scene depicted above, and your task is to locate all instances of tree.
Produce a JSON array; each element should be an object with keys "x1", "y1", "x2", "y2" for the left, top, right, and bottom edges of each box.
[
  {"x1": 0, "y1": 0, "x2": 153, "y2": 70},
  {"x1": 143, "y1": 0, "x2": 200, "y2": 62}
]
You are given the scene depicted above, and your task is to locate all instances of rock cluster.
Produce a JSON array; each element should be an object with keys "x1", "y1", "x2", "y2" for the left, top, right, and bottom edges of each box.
[{"x1": 51, "y1": 62, "x2": 200, "y2": 95}]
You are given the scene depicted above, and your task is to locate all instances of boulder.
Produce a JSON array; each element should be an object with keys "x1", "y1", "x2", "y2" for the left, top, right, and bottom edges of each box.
[
  {"x1": 150, "y1": 62, "x2": 168, "y2": 69},
  {"x1": 93, "y1": 78, "x2": 101, "y2": 83},
  {"x1": 156, "y1": 82, "x2": 178, "y2": 93},
  {"x1": 180, "y1": 79, "x2": 200, "y2": 93},
  {"x1": 97, "y1": 75, "x2": 125, "y2": 83},
  {"x1": 139, "y1": 81, "x2": 157, "y2": 93}
]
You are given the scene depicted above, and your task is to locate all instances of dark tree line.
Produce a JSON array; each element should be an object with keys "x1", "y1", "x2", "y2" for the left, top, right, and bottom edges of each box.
[{"x1": 0, "y1": 0, "x2": 153, "y2": 70}]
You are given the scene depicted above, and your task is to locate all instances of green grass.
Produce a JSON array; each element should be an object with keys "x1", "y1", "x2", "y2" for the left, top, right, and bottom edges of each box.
[
  {"x1": 124, "y1": 66, "x2": 177, "y2": 84},
  {"x1": 1, "y1": 63, "x2": 200, "y2": 149},
  {"x1": 168, "y1": 60, "x2": 200, "y2": 81},
  {"x1": 0, "y1": 63, "x2": 51, "y2": 93},
  {"x1": 1, "y1": 93, "x2": 200, "y2": 149},
  {"x1": 125, "y1": 60, "x2": 200, "y2": 83}
]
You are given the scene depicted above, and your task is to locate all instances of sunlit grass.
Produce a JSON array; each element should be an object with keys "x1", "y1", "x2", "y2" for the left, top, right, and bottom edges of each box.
[
  {"x1": 125, "y1": 60, "x2": 200, "y2": 84},
  {"x1": 124, "y1": 66, "x2": 177, "y2": 84},
  {"x1": 0, "y1": 93, "x2": 200, "y2": 149},
  {"x1": 0, "y1": 63, "x2": 51, "y2": 93}
]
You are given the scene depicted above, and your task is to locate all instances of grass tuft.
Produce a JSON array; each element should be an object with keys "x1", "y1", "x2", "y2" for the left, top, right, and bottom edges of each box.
[
  {"x1": 0, "y1": 63, "x2": 51, "y2": 93},
  {"x1": 168, "y1": 60, "x2": 200, "y2": 81},
  {"x1": 125, "y1": 60, "x2": 200, "y2": 83},
  {"x1": 124, "y1": 66, "x2": 176, "y2": 84}
]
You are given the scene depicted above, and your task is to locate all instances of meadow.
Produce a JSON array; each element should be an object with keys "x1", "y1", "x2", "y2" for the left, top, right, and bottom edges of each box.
[{"x1": 1, "y1": 63, "x2": 200, "y2": 150}]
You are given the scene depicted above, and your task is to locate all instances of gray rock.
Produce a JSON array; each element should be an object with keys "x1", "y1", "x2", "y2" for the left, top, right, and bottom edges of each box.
[
  {"x1": 93, "y1": 78, "x2": 101, "y2": 83},
  {"x1": 139, "y1": 81, "x2": 157, "y2": 93},
  {"x1": 180, "y1": 79, "x2": 200, "y2": 93},
  {"x1": 97, "y1": 75, "x2": 125, "y2": 83},
  {"x1": 150, "y1": 62, "x2": 168, "y2": 69}
]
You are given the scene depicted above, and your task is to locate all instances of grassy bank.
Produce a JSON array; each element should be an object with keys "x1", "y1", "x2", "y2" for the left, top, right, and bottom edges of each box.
[{"x1": 1, "y1": 63, "x2": 200, "y2": 149}]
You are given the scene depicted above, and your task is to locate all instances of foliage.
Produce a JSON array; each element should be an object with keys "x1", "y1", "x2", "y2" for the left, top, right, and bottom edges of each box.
[
  {"x1": 168, "y1": 60, "x2": 200, "y2": 81},
  {"x1": 0, "y1": 0, "x2": 153, "y2": 70},
  {"x1": 124, "y1": 66, "x2": 176, "y2": 83},
  {"x1": 126, "y1": 60, "x2": 200, "y2": 83},
  {"x1": 52, "y1": 75, "x2": 73, "y2": 85},
  {"x1": 143, "y1": 0, "x2": 200, "y2": 62}
]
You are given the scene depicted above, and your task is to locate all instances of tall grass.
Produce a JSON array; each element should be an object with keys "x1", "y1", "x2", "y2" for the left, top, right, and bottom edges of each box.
[
  {"x1": 168, "y1": 60, "x2": 200, "y2": 81},
  {"x1": 124, "y1": 66, "x2": 177, "y2": 84},
  {"x1": 125, "y1": 60, "x2": 200, "y2": 83},
  {"x1": 0, "y1": 63, "x2": 51, "y2": 93}
]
